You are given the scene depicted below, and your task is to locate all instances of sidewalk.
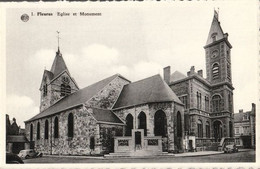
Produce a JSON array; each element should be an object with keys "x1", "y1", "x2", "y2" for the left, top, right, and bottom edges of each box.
[{"x1": 174, "y1": 151, "x2": 223, "y2": 157}]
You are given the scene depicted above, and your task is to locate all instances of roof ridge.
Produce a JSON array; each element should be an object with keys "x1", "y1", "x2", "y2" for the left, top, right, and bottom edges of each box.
[{"x1": 127, "y1": 74, "x2": 160, "y2": 85}]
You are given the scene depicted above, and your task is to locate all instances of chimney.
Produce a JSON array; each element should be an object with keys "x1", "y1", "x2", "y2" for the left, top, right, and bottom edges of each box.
[
  {"x1": 190, "y1": 66, "x2": 195, "y2": 75},
  {"x1": 239, "y1": 109, "x2": 243, "y2": 113},
  {"x1": 251, "y1": 103, "x2": 256, "y2": 114},
  {"x1": 187, "y1": 71, "x2": 191, "y2": 76},
  {"x1": 197, "y1": 70, "x2": 203, "y2": 77},
  {"x1": 163, "y1": 66, "x2": 171, "y2": 85}
]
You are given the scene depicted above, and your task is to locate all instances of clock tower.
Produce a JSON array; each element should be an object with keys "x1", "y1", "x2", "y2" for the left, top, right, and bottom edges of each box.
[{"x1": 204, "y1": 10, "x2": 234, "y2": 138}]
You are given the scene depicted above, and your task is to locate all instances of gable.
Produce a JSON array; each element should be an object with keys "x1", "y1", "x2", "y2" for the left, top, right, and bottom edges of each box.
[{"x1": 26, "y1": 74, "x2": 123, "y2": 122}]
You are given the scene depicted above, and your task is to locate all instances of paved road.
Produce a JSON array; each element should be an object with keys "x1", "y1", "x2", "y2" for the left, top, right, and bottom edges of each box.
[{"x1": 24, "y1": 150, "x2": 255, "y2": 163}]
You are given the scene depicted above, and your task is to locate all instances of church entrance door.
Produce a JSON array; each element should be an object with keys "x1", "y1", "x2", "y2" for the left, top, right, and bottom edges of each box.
[{"x1": 135, "y1": 131, "x2": 142, "y2": 150}]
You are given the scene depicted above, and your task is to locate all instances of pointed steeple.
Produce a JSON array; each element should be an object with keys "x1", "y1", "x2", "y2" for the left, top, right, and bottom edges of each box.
[
  {"x1": 50, "y1": 49, "x2": 69, "y2": 78},
  {"x1": 205, "y1": 10, "x2": 225, "y2": 46}
]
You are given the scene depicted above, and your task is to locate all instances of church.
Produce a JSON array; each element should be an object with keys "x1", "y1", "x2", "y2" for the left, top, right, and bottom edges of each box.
[{"x1": 25, "y1": 10, "x2": 234, "y2": 155}]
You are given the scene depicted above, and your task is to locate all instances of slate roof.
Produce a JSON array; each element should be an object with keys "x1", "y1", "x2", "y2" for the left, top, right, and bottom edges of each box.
[
  {"x1": 170, "y1": 71, "x2": 186, "y2": 82},
  {"x1": 113, "y1": 74, "x2": 182, "y2": 109},
  {"x1": 6, "y1": 135, "x2": 29, "y2": 143},
  {"x1": 26, "y1": 74, "x2": 120, "y2": 122},
  {"x1": 92, "y1": 108, "x2": 123, "y2": 124},
  {"x1": 50, "y1": 50, "x2": 69, "y2": 78},
  {"x1": 234, "y1": 111, "x2": 251, "y2": 122}
]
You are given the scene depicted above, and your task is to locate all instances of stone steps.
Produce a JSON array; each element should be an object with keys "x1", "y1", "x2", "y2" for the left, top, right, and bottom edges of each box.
[{"x1": 104, "y1": 150, "x2": 172, "y2": 158}]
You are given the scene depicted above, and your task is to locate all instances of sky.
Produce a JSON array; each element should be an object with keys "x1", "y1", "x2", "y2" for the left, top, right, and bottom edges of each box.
[{"x1": 5, "y1": 1, "x2": 258, "y2": 128}]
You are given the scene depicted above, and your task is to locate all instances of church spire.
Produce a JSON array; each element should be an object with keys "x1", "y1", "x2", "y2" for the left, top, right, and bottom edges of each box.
[
  {"x1": 57, "y1": 31, "x2": 61, "y2": 54},
  {"x1": 204, "y1": 9, "x2": 225, "y2": 47}
]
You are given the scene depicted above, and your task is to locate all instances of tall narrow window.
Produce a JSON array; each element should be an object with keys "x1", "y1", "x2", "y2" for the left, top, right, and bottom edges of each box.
[
  {"x1": 30, "y1": 124, "x2": 33, "y2": 141},
  {"x1": 37, "y1": 122, "x2": 40, "y2": 140},
  {"x1": 138, "y1": 112, "x2": 147, "y2": 136},
  {"x1": 177, "y1": 112, "x2": 182, "y2": 137},
  {"x1": 197, "y1": 92, "x2": 199, "y2": 109},
  {"x1": 205, "y1": 96, "x2": 209, "y2": 112},
  {"x1": 43, "y1": 84, "x2": 48, "y2": 97},
  {"x1": 197, "y1": 120, "x2": 203, "y2": 138},
  {"x1": 227, "y1": 64, "x2": 231, "y2": 79},
  {"x1": 61, "y1": 76, "x2": 71, "y2": 97},
  {"x1": 206, "y1": 121, "x2": 210, "y2": 138},
  {"x1": 68, "y1": 113, "x2": 74, "y2": 138},
  {"x1": 54, "y1": 117, "x2": 59, "y2": 138},
  {"x1": 228, "y1": 93, "x2": 232, "y2": 112},
  {"x1": 212, "y1": 63, "x2": 219, "y2": 79},
  {"x1": 212, "y1": 95, "x2": 221, "y2": 113},
  {"x1": 125, "y1": 114, "x2": 133, "y2": 136},
  {"x1": 90, "y1": 136, "x2": 95, "y2": 150},
  {"x1": 45, "y1": 120, "x2": 49, "y2": 139}
]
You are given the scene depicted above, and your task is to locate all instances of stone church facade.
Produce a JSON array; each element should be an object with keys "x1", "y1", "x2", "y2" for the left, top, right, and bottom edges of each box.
[{"x1": 25, "y1": 11, "x2": 234, "y2": 155}]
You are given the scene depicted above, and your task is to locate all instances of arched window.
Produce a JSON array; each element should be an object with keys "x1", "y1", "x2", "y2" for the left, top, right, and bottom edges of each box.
[
  {"x1": 45, "y1": 120, "x2": 49, "y2": 139},
  {"x1": 138, "y1": 112, "x2": 147, "y2": 136},
  {"x1": 125, "y1": 114, "x2": 133, "y2": 136},
  {"x1": 65, "y1": 85, "x2": 71, "y2": 95},
  {"x1": 54, "y1": 117, "x2": 59, "y2": 138},
  {"x1": 37, "y1": 122, "x2": 40, "y2": 140},
  {"x1": 206, "y1": 121, "x2": 210, "y2": 138},
  {"x1": 212, "y1": 63, "x2": 219, "y2": 79},
  {"x1": 212, "y1": 95, "x2": 221, "y2": 112},
  {"x1": 68, "y1": 113, "x2": 74, "y2": 138},
  {"x1": 177, "y1": 112, "x2": 182, "y2": 137},
  {"x1": 197, "y1": 120, "x2": 203, "y2": 138},
  {"x1": 154, "y1": 110, "x2": 167, "y2": 137},
  {"x1": 30, "y1": 124, "x2": 33, "y2": 141}
]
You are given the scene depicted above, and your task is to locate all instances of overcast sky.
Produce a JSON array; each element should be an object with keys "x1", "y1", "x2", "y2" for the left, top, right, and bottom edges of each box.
[{"x1": 5, "y1": 1, "x2": 258, "y2": 128}]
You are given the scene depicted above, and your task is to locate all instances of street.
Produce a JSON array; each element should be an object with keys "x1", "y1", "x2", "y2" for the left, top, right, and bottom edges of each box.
[{"x1": 23, "y1": 149, "x2": 255, "y2": 163}]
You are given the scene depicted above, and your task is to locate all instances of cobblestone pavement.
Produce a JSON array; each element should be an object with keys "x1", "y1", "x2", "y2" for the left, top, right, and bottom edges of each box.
[{"x1": 23, "y1": 149, "x2": 255, "y2": 163}]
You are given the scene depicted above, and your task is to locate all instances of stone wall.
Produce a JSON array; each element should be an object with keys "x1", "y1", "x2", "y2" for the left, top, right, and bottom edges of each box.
[
  {"x1": 99, "y1": 124, "x2": 123, "y2": 154},
  {"x1": 114, "y1": 102, "x2": 185, "y2": 152},
  {"x1": 40, "y1": 71, "x2": 79, "y2": 112},
  {"x1": 25, "y1": 106, "x2": 101, "y2": 155},
  {"x1": 86, "y1": 76, "x2": 130, "y2": 109}
]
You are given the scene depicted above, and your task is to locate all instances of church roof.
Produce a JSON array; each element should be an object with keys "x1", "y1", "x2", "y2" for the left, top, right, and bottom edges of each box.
[
  {"x1": 92, "y1": 108, "x2": 124, "y2": 124},
  {"x1": 113, "y1": 74, "x2": 182, "y2": 109},
  {"x1": 26, "y1": 74, "x2": 120, "y2": 122},
  {"x1": 50, "y1": 50, "x2": 69, "y2": 78},
  {"x1": 205, "y1": 10, "x2": 225, "y2": 46},
  {"x1": 170, "y1": 71, "x2": 187, "y2": 82}
]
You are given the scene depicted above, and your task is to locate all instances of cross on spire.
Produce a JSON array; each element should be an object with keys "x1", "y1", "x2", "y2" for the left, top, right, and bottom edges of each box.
[{"x1": 57, "y1": 31, "x2": 61, "y2": 53}]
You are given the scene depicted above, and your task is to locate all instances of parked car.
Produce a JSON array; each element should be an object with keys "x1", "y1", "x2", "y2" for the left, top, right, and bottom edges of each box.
[
  {"x1": 224, "y1": 144, "x2": 238, "y2": 153},
  {"x1": 6, "y1": 152, "x2": 24, "y2": 164},
  {"x1": 18, "y1": 149, "x2": 43, "y2": 159}
]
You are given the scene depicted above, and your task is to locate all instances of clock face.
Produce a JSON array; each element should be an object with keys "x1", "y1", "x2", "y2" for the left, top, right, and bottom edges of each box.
[
  {"x1": 62, "y1": 76, "x2": 70, "y2": 84},
  {"x1": 211, "y1": 50, "x2": 219, "y2": 58}
]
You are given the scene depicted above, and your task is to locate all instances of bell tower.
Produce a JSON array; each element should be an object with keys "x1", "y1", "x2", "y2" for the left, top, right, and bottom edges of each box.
[{"x1": 204, "y1": 10, "x2": 234, "y2": 138}]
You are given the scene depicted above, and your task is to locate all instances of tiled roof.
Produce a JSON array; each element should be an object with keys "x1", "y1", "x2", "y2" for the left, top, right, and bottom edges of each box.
[
  {"x1": 113, "y1": 74, "x2": 182, "y2": 109},
  {"x1": 26, "y1": 74, "x2": 120, "y2": 122},
  {"x1": 170, "y1": 71, "x2": 186, "y2": 82},
  {"x1": 92, "y1": 108, "x2": 123, "y2": 124},
  {"x1": 6, "y1": 135, "x2": 29, "y2": 143}
]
